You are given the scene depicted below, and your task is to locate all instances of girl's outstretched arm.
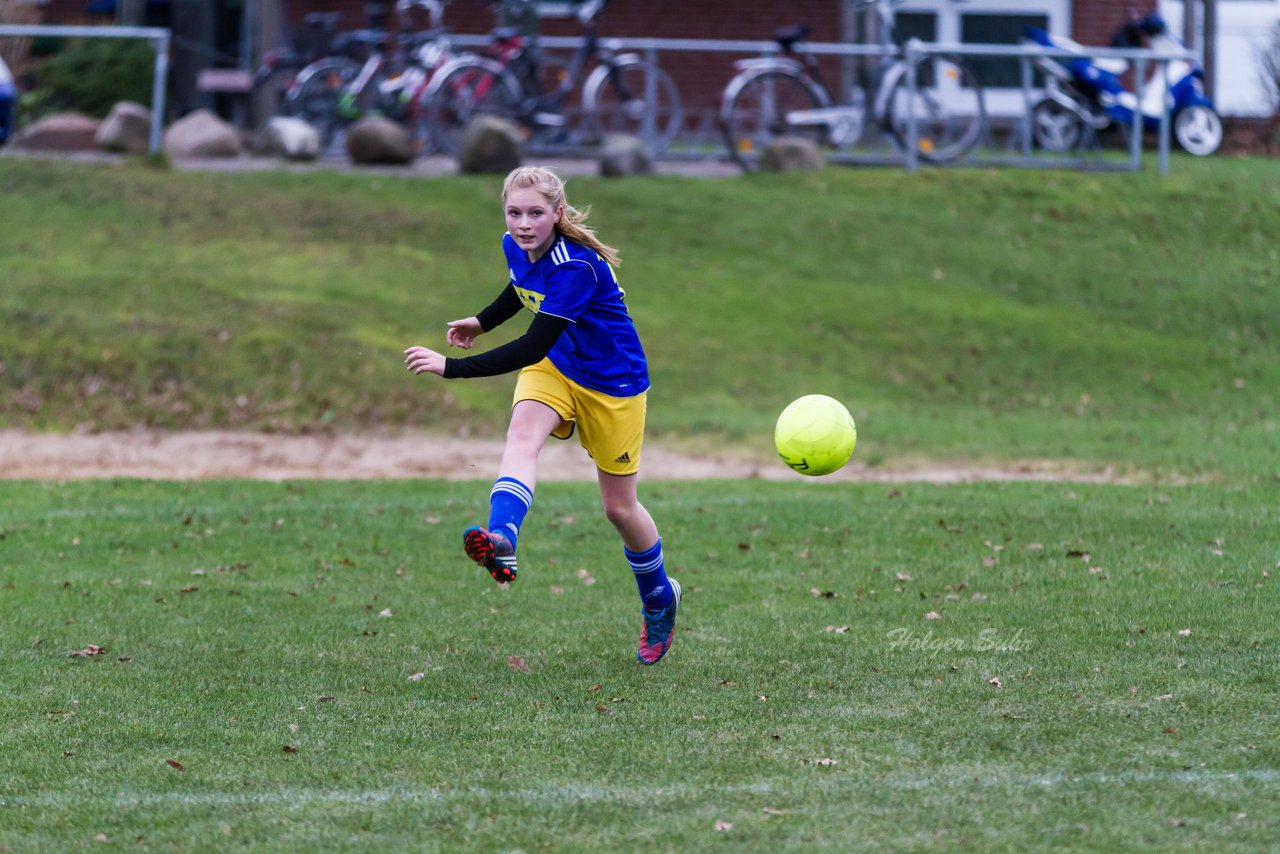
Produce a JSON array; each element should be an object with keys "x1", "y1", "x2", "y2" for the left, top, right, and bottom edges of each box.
[{"x1": 404, "y1": 345, "x2": 447, "y2": 376}]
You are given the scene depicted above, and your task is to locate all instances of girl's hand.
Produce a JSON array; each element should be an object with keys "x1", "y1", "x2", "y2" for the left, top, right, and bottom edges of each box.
[
  {"x1": 445, "y1": 317, "x2": 484, "y2": 350},
  {"x1": 403, "y1": 345, "x2": 447, "y2": 376}
]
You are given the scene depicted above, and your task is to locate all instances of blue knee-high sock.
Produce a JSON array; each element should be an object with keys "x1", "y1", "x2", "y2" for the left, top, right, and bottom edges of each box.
[
  {"x1": 488, "y1": 477, "x2": 532, "y2": 550},
  {"x1": 625, "y1": 539, "x2": 672, "y2": 610}
]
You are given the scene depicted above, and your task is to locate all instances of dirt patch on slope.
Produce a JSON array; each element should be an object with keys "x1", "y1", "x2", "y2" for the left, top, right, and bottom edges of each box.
[{"x1": 0, "y1": 430, "x2": 1129, "y2": 484}]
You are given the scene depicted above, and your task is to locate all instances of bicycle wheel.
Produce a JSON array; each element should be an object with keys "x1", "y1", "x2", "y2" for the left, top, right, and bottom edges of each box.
[
  {"x1": 885, "y1": 55, "x2": 985, "y2": 163},
  {"x1": 583, "y1": 58, "x2": 683, "y2": 154},
  {"x1": 720, "y1": 69, "x2": 827, "y2": 171},
  {"x1": 286, "y1": 57, "x2": 360, "y2": 148},
  {"x1": 422, "y1": 57, "x2": 522, "y2": 156}
]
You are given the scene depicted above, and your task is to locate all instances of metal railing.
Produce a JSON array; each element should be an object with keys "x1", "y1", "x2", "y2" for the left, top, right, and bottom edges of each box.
[
  {"x1": 0, "y1": 24, "x2": 1195, "y2": 172},
  {"x1": 446, "y1": 31, "x2": 1193, "y2": 173},
  {"x1": 0, "y1": 24, "x2": 170, "y2": 154}
]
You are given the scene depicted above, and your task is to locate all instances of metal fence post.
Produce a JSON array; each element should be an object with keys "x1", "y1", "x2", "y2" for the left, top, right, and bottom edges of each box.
[
  {"x1": 904, "y1": 38, "x2": 919, "y2": 173},
  {"x1": 149, "y1": 30, "x2": 170, "y2": 154},
  {"x1": 1157, "y1": 56, "x2": 1171, "y2": 175},
  {"x1": 1019, "y1": 52, "x2": 1032, "y2": 160},
  {"x1": 1130, "y1": 57, "x2": 1145, "y2": 171},
  {"x1": 644, "y1": 44, "x2": 658, "y2": 149}
]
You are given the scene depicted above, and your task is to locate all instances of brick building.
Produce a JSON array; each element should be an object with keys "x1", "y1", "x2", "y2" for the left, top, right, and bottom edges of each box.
[{"x1": 32, "y1": 0, "x2": 1159, "y2": 120}]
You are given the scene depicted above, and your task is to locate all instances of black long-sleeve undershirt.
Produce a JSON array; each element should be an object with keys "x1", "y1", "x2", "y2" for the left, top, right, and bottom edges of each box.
[
  {"x1": 443, "y1": 285, "x2": 569, "y2": 379},
  {"x1": 475, "y1": 284, "x2": 524, "y2": 333}
]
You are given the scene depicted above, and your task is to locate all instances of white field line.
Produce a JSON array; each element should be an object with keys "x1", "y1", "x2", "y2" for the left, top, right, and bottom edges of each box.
[{"x1": 3, "y1": 769, "x2": 1276, "y2": 811}]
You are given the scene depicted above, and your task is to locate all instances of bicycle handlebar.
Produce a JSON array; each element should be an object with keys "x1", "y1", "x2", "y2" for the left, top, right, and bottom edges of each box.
[{"x1": 576, "y1": 0, "x2": 605, "y2": 27}]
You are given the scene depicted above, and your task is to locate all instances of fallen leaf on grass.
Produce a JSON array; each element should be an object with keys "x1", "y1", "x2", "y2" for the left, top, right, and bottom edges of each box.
[
  {"x1": 714, "y1": 820, "x2": 734, "y2": 832},
  {"x1": 823, "y1": 625, "x2": 850, "y2": 634},
  {"x1": 803, "y1": 758, "x2": 838, "y2": 767},
  {"x1": 288, "y1": 723, "x2": 299, "y2": 733},
  {"x1": 762, "y1": 807, "x2": 786, "y2": 816},
  {"x1": 165, "y1": 759, "x2": 185, "y2": 772},
  {"x1": 69, "y1": 645, "x2": 107, "y2": 658},
  {"x1": 989, "y1": 676, "x2": 1003, "y2": 688},
  {"x1": 378, "y1": 608, "x2": 393, "y2": 617},
  {"x1": 1177, "y1": 628, "x2": 1191, "y2": 637},
  {"x1": 924, "y1": 611, "x2": 941, "y2": 621},
  {"x1": 575, "y1": 569, "x2": 597, "y2": 586},
  {"x1": 282, "y1": 745, "x2": 298, "y2": 753},
  {"x1": 809, "y1": 588, "x2": 837, "y2": 598},
  {"x1": 408, "y1": 672, "x2": 425, "y2": 682},
  {"x1": 507, "y1": 656, "x2": 530, "y2": 673}
]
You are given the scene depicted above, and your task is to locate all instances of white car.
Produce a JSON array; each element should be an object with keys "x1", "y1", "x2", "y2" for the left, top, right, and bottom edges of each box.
[{"x1": 0, "y1": 54, "x2": 15, "y2": 144}]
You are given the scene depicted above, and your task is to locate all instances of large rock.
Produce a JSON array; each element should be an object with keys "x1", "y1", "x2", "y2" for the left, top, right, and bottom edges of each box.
[
  {"x1": 345, "y1": 116, "x2": 414, "y2": 165},
  {"x1": 598, "y1": 133, "x2": 654, "y2": 177},
  {"x1": 9, "y1": 113, "x2": 100, "y2": 152},
  {"x1": 163, "y1": 109, "x2": 241, "y2": 158},
  {"x1": 457, "y1": 115, "x2": 523, "y2": 174},
  {"x1": 263, "y1": 116, "x2": 321, "y2": 161},
  {"x1": 95, "y1": 101, "x2": 153, "y2": 154},
  {"x1": 759, "y1": 136, "x2": 825, "y2": 172}
]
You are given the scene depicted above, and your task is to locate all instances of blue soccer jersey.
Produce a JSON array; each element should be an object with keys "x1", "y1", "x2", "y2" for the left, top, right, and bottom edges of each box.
[{"x1": 502, "y1": 232, "x2": 650, "y2": 397}]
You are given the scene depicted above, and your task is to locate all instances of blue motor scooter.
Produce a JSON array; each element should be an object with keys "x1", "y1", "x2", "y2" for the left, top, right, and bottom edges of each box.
[
  {"x1": 1023, "y1": 16, "x2": 1222, "y2": 156},
  {"x1": 0, "y1": 54, "x2": 16, "y2": 145}
]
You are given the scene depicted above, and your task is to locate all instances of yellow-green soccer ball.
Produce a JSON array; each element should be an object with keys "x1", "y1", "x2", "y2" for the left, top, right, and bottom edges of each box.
[{"x1": 774, "y1": 394, "x2": 857, "y2": 476}]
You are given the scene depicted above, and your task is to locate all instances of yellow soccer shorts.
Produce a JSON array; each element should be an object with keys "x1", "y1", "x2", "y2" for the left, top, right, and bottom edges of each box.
[{"x1": 514, "y1": 358, "x2": 646, "y2": 476}]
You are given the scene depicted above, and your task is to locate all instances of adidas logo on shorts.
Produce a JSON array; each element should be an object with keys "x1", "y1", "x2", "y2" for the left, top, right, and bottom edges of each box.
[{"x1": 614, "y1": 451, "x2": 631, "y2": 464}]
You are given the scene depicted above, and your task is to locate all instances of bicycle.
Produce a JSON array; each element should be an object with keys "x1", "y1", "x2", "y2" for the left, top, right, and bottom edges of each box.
[
  {"x1": 251, "y1": 12, "x2": 343, "y2": 126},
  {"x1": 419, "y1": 0, "x2": 682, "y2": 157},
  {"x1": 719, "y1": 0, "x2": 986, "y2": 170},
  {"x1": 285, "y1": 0, "x2": 455, "y2": 153}
]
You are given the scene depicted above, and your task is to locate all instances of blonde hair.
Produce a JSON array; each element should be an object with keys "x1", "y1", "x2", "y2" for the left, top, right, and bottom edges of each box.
[{"x1": 502, "y1": 166, "x2": 620, "y2": 268}]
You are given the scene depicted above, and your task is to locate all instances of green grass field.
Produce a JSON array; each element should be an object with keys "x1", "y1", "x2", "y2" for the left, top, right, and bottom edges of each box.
[
  {"x1": 1, "y1": 156, "x2": 1277, "y2": 478},
  {"x1": 3, "y1": 479, "x2": 1276, "y2": 850},
  {"x1": 1, "y1": 156, "x2": 1278, "y2": 850}
]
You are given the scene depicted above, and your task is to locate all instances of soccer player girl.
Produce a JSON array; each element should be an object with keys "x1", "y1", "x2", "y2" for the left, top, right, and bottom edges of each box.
[{"x1": 404, "y1": 166, "x2": 680, "y2": 665}]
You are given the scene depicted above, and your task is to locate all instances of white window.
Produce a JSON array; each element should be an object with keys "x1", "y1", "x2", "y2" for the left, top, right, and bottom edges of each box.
[{"x1": 901, "y1": 0, "x2": 1070, "y2": 116}]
